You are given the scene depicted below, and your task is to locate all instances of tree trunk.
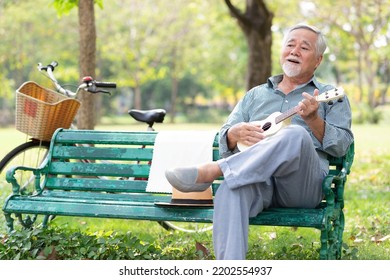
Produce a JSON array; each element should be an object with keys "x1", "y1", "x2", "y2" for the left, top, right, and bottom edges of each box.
[
  {"x1": 77, "y1": 0, "x2": 96, "y2": 129},
  {"x1": 170, "y1": 75, "x2": 178, "y2": 123},
  {"x1": 225, "y1": 0, "x2": 273, "y2": 91},
  {"x1": 246, "y1": 27, "x2": 272, "y2": 90},
  {"x1": 365, "y1": 56, "x2": 376, "y2": 108},
  {"x1": 134, "y1": 86, "x2": 142, "y2": 110},
  {"x1": 379, "y1": 60, "x2": 389, "y2": 105}
]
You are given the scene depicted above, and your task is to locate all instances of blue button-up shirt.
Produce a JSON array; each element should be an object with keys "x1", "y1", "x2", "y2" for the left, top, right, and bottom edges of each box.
[{"x1": 219, "y1": 75, "x2": 354, "y2": 172}]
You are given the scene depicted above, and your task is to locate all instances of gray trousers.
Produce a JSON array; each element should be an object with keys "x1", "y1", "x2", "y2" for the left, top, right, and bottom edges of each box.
[{"x1": 213, "y1": 125, "x2": 325, "y2": 260}]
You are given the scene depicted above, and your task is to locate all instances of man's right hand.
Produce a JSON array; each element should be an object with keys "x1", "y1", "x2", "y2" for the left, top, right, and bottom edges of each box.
[{"x1": 227, "y1": 122, "x2": 265, "y2": 151}]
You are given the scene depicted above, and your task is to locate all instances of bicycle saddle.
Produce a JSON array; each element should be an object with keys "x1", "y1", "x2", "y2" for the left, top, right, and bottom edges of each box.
[{"x1": 128, "y1": 109, "x2": 166, "y2": 125}]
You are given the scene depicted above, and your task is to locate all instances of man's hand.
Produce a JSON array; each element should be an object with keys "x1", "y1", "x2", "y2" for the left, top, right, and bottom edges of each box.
[
  {"x1": 298, "y1": 89, "x2": 320, "y2": 121},
  {"x1": 298, "y1": 89, "x2": 325, "y2": 143},
  {"x1": 227, "y1": 122, "x2": 265, "y2": 150}
]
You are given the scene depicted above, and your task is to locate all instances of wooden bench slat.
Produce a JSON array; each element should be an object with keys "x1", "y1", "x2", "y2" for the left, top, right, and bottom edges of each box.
[
  {"x1": 45, "y1": 177, "x2": 148, "y2": 192},
  {"x1": 5, "y1": 198, "x2": 215, "y2": 223},
  {"x1": 12, "y1": 191, "x2": 169, "y2": 205},
  {"x1": 49, "y1": 162, "x2": 150, "y2": 177},
  {"x1": 250, "y1": 208, "x2": 325, "y2": 228},
  {"x1": 52, "y1": 146, "x2": 153, "y2": 161},
  {"x1": 39, "y1": 190, "x2": 169, "y2": 202},
  {"x1": 56, "y1": 130, "x2": 158, "y2": 145}
]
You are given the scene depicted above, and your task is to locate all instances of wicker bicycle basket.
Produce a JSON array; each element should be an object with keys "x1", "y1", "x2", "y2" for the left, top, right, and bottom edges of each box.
[{"x1": 15, "y1": 81, "x2": 81, "y2": 141}]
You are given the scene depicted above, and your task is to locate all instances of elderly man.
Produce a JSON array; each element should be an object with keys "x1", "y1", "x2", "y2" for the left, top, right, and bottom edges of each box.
[{"x1": 166, "y1": 24, "x2": 354, "y2": 260}]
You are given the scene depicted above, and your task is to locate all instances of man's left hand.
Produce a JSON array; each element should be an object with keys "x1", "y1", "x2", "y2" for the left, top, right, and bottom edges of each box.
[{"x1": 298, "y1": 89, "x2": 320, "y2": 121}]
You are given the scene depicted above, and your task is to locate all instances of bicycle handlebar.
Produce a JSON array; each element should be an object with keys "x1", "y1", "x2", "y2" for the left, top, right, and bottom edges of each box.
[
  {"x1": 37, "y1": 61, "x2": 116, "y2": 97},
  {"x1": 95, "y1": 82, "x2": 117, "y2": 88},
  {"x1": 81, "y1": 76, "x2": 116, "y2": 94},
  {"x1": 37, "y1": 61, "x2": 58, "y2": 72}
]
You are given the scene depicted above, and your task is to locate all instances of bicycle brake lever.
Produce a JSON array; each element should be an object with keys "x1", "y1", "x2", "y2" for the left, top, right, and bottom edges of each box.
[
  {"x1": 85, "y1": 87, "x2": 111, "y2": 95},
  {"x1": 97, "y1": 90, "x2": 111, "y2": 95}
]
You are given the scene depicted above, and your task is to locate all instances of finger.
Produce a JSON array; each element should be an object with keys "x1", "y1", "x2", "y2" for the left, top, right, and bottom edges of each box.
[
  {"x1": 245, "y1": 133, "x2": 265, "y2": 146},
  {"x1": 302, "y1": 92, "x2": 315, "y2": 103},
  {"x1": 298, "y1": 99, "x2": 307, "y2": 110},
  {"x1": 246, "y1": 122, "x2": 264, "y2": 133},
  {"x1": 302, "y1": 92, "x2": 319, "y2": 107}
]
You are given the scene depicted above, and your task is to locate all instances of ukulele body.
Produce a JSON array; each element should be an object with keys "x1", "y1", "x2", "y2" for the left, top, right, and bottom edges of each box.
[{"x1": 237, "y1": 112, "x2": 291, "y2": 151}]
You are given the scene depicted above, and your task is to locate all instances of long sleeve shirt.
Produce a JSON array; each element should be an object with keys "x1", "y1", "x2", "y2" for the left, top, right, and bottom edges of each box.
[{"x1": 219, "y1": 75, "x2": 354, "y2": 173}]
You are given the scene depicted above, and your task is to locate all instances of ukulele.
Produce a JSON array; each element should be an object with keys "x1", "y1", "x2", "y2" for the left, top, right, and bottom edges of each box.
[{"x1": 237, "y1": 87, "x2": 345, "y2": 151}]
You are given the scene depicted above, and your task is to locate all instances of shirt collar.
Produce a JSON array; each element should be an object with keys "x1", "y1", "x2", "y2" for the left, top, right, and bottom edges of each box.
[{"x1": 267, "y1": 74, "x2": 321, "y2": 90}]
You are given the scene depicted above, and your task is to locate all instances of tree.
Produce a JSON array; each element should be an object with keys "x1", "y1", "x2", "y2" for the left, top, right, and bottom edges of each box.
[
  {"x1": 77, "y1": 0, "x2": 97, "y2": 129},
  {"x1": 224, "y1": 0, "x2": 273, "y2": 90},
  {"x1": 53, "y1": 0, "x2": 102, "y2": 129}
]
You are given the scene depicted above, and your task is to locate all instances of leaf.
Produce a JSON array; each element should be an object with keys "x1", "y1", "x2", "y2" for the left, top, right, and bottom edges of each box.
[
  {"x1": 379, "y1": 235, "x2": 390, "y2": 242},
  {"x1": 24, "y1": 241, "x2": 32, "y2": 250},
  {"x1": 268, "y1": 232, "x2": 277, "y2": 240},
  {"x1": 38, "y1": 246, "x2": 58, "y2": 260},
  {"x1": 291, "y1": 243, "x2": 303, "y2": 251},
  {"x1": 195, "y1": 242, "x2": 210, "y2": 258},
  {"x1": 371, "y1": 235, "x2": 390, "y2": 243}
]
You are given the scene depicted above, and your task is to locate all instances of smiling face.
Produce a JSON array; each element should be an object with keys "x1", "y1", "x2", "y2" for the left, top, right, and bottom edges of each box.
[{"x1": 280, "y1": 28, "x2": 323, "y2": 81}]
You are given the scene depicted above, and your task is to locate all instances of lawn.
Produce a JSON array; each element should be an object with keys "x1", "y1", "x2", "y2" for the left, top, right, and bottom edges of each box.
[{"x1": 0, "y1": 123, "x2": 389, "y2": 259}]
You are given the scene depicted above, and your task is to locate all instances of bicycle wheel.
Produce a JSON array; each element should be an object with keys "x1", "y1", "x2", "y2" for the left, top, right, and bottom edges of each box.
[
  {"x1": 0, "y1": 140, "x2": 51, "y2": 230},
  {"x1": 158, "y1": 221, "x2": 213, "y2": 233},
  {"x1": 0, "y1": 140, "x2": 50, "y2": 196}
]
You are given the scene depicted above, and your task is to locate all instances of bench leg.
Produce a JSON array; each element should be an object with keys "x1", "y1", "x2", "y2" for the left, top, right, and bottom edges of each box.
[
  {"x1": 4, "y1": 212, "x2": 15, "y2": 232},
  {"x1": 15, "y1": 213, "x2": 38, "y2": 229},
  {"x1": 335, "y1": 212, "x2": 345, "y2": 259},
  {"x1": 42, "y1": 215, "x2": 50, "y2": 228},
  {"x1": 320, "y1": 210, "x2": 344, "y2": 259}
]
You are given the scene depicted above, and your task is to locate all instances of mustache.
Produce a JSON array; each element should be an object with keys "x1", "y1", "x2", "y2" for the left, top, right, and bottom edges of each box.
[{"x1": 286, "y1": 57, "x2": 302, "y2": 64}]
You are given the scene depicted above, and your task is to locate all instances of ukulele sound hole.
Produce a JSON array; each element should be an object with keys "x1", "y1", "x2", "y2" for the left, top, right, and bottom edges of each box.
[{"x1": 262, "y1": 122, "x2": 272, "y2": 131}]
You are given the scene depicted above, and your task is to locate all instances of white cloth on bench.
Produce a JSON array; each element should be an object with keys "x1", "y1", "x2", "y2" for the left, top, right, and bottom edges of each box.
[{"x1": 146, "y1": 130, "x2": 217, "y2": 193}]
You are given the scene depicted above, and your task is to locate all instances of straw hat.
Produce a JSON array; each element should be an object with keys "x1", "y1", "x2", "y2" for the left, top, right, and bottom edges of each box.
[{"x1": 156, "y1": 187, "x2": 213, "y2": 207}]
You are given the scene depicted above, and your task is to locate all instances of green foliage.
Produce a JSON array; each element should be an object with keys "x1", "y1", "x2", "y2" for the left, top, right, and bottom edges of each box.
[
  {"x1": 52, "y1": 0, "x2": 103, "y2": 15},
  {"x1": 246, "y1": 228, "x2": 320, "y2": 260},
  {"x1": 342, "y1": 243, "x2": 359, "y2": 260},
  {"x1": 352, "y1": 102, "x2": 383, "y2": 124},
  {"x1": 157, "y1": 231, "x2": 213, "y2": 260},
  {"x1": 0, "y1": 227, "x2": 166, "y2": 260},
  {"x1": 51, "y1": 0, "x2": 78, "y2": 14}
]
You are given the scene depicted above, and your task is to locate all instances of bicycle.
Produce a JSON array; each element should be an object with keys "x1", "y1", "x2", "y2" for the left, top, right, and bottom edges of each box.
[
  {"x1": 0, "y1": 61, "x2": 212, "y2": 233},
  {"x1": 0, "y1": 62, "x2": 115, "y2": 195}
]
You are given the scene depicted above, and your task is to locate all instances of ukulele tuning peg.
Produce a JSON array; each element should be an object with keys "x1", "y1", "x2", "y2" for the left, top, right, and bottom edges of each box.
[{"x1": 327, "y1": 101, "x2": 334, "y2": 105}]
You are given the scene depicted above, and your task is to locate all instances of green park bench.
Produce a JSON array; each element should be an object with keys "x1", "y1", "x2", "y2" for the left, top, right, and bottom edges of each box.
[{"x1": 3, "y1": 128, "x2": 354, "y2": 259}]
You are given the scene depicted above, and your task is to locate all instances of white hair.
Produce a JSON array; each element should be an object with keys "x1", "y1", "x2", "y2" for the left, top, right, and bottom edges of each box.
[{"x1": 283, "y1": 23, "x2": 327, "y2": 57}]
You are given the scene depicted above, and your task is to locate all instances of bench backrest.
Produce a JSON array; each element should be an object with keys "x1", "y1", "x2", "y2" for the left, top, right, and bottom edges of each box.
[
  {"x1": 44, "y1": 129, "x2": 353, "y2": 194},
  {"x1": 44, "y1": 129, "x2": 220, "y2": 194}
]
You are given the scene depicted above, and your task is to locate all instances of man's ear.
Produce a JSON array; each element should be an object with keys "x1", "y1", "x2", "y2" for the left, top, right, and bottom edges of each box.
[{"x1": 315, "y1": 55, "x2": 323, "y2": 68}]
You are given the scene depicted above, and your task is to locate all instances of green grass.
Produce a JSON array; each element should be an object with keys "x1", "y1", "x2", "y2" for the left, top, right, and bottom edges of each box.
[{"x1": 0, "y1": 123, "x2": 389, "y2": 259}]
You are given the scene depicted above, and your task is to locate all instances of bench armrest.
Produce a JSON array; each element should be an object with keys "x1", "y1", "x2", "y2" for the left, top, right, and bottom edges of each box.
[
  {"x1": 322, "y1": 142, "x2": 354, "y2": 210},
  {"x1": 322, "y1": 168, "x2": 347, "y2": 217},
  {"x1": 5, "y1": 165, "x2": 46, "y2": 195}
]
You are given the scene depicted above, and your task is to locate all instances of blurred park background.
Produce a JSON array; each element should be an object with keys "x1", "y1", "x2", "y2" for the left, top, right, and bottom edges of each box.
[
  {"x1": 0, "y1": 0, "x2": 389, "y2": 127},
  {"x1": 0, "y1": 0, "x2": 388, "y2": 260}
]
